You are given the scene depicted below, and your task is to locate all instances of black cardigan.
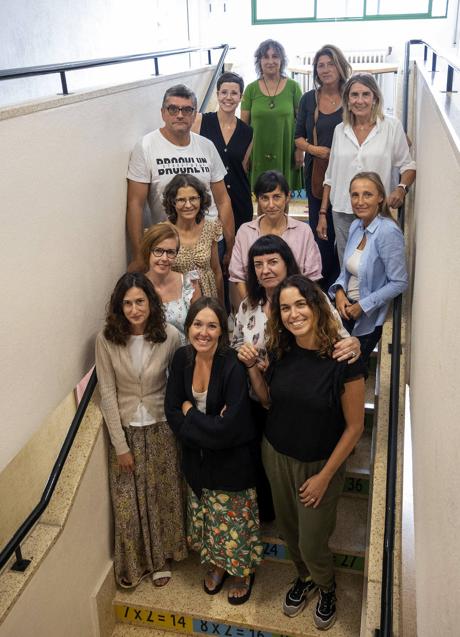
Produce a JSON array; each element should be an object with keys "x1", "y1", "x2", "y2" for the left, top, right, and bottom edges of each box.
[{"x1": 165, "y1": 346, "x2": 257, "y2": 496}]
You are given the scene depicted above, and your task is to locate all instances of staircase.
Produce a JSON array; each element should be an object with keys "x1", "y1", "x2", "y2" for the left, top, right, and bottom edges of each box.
[{"x1": 109, "y1": 366, "x2": 378, "y2": 637}]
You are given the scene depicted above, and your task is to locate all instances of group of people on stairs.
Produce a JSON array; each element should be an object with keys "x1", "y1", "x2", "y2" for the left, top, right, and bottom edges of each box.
[{"x1": 96, "y1": 38, "x2": 413, "y2": 631}]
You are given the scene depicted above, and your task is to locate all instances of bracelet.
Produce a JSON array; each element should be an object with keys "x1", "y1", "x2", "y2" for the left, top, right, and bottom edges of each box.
[
  {"x1": 319, "y1": 210, "x2": 327, "y2": 216},
  {"x1": 247, "y1": 362, "x2": 257, "y2": 369}
]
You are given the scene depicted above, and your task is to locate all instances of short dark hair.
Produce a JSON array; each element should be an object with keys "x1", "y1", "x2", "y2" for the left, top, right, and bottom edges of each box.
[
  {"x1": 162, "y1": 84, "x2": 197, "y2": 110},
  {"x1": 162, "y1": 174, "x2": 212, "y2": 224},
  {"x1": 254, "y1": 39, "x2": 287, "y2": 77},
  {"x1": 184, "y1": 296, "x2": 229, "y2": 355},
  {"x1": 247, "y1": 235, "x2": 300, "y2": 307},
  {"x1": 104, "y1": 272, "x2": 166, "y2": 346},
  {"x1": 217, "y1": 71, "x2": 244, "y2": 93},
  {"x1": 267, "y1": 275, "x2": 341, "y2": 359},
  {"x1": 254, "y1": 170, "x2": 290, "y2": 198}
]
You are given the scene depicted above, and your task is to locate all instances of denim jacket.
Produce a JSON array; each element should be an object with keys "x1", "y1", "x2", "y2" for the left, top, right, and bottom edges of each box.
[{"x1": 329, "y1": 215, "x2": 408, "y2": 336}]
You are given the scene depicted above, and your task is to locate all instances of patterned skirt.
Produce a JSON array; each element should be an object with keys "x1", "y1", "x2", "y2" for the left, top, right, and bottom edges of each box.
[
  {"x1": 187, "y1": 486, "x2": 263, "y2": 577},
  {"x1": 109, "y1": 421, "x2": 188, "y2": 587}
]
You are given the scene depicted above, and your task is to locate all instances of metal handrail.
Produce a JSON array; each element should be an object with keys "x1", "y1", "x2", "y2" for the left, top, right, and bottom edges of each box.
[
  {"x1": 0, "y1": 369, "x2": 98, "y2": 572},
  {"x1": 199, "y1": 44, "x2": 229, "y2": 112},
  {"x1": 375, "y1": 37, "x2": 453, "y2": 637},
  {"x1": 405, "y1": 38, "x2": 460, "y2": 92},
  {"x1": 0, "y1": 44, "x2": 228, "y2": 95},
  {"x1": 0, "y1": 45, "x2": 231, "y2": 574}
]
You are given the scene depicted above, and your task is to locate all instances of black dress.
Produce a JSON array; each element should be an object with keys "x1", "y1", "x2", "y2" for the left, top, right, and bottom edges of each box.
[
  {"x1": 200, "y1": 112, "x2": 253, "y2": 231},
  {"x1": 295, "y1": 91, "x2": 342, "y2": 291}
]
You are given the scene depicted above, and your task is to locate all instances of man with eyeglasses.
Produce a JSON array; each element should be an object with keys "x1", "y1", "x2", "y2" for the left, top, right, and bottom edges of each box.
[{"x1": 126, "y1": 84, "x2": 235, "y2": 273}]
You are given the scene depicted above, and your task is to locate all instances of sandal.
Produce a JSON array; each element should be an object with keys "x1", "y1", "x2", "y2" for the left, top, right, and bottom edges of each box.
[
  {"x1": 152, "y1": 570, "x2": 172, "y2": 587},
  {"x1": 203, "y1": 568, "x2": 228, "y2": 595},
  {"x1": 228, "y1": 573, "x2": 255, "y2": 606}
]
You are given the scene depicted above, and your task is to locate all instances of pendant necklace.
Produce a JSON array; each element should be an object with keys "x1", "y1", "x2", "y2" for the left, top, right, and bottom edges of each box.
[{"x1": 263, "y1": 76, "x2": 281, "y2": 109}]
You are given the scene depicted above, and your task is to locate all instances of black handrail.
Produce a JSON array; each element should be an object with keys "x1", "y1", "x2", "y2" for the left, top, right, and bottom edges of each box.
[
  {"x1": 375, "y1": 37, "x2": 452, "y2": 637},
  {"x1": 0, "y1": 44, "x2": 228, "y2": 95},
  {"x1": 0, "y1": 368, "x2": 98, "y2": 572}
]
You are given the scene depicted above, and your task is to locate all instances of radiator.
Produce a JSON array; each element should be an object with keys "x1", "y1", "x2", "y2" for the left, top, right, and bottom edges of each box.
[{"x1": 299, "y1": 47, "x2": 391, "y2": 67}]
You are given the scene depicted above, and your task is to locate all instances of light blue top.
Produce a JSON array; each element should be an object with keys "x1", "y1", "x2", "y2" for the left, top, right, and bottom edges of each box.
[{"x1": 329, "y1": 215, "x2": 408, "y2": 336}]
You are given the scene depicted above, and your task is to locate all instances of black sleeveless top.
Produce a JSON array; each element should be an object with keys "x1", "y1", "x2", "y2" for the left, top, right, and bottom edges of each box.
[{"x1": 200, "y1": 112, "x2": 253, "y2": 231}]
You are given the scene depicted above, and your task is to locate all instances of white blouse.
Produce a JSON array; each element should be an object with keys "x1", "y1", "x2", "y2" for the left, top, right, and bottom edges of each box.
[{"x1": 324, "y1": 116, "x2": 416, "y2": 215}]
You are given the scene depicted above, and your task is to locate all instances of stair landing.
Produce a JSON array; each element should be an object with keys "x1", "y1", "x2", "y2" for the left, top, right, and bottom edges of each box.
[{"x1": 113, "y1": 554, "x2": 362, "y2": 637}]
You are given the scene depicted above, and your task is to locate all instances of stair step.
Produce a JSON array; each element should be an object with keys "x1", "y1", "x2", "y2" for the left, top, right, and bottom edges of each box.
[
  {"x1": 261, "y1": 497, "x2": 368, "y2": 574},
  {"x1": 342, "y1": 428, "x2": 372, "y2": 497},
  {"x1": 113, "y1": 555, "x2": 362, "y2": 637},
  {"x1": 112, "y1": 626, "x2": 174, "y2": 636}
]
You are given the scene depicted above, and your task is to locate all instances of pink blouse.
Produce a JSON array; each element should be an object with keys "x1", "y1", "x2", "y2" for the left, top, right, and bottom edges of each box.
[{"x1": 228, "y1": 214, "x2": 322, "y2": 283}]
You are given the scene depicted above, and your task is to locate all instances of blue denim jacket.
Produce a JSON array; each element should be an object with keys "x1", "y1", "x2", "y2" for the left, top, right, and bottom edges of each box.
[{"x1": 329, "y1": 215, "x2": 408, "y2": 336}]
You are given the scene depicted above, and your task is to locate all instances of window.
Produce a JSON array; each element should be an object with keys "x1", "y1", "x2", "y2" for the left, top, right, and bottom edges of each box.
[{"x1": 251, "y1": 0, "x2": 449, "y2": 23}]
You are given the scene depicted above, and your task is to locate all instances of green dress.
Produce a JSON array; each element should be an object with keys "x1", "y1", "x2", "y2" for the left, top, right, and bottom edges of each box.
[{"x1": 242, "y1": 77, "x2": 303, "y2": 192}]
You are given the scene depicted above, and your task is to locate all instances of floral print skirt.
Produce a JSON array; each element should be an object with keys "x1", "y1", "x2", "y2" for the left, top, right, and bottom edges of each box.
[
  {"x1": 187, "y1": 486, "x2": 263, "y2": 576},
  {"x1": 109, "y1": 421, "x2": 188, "y2": 587}
]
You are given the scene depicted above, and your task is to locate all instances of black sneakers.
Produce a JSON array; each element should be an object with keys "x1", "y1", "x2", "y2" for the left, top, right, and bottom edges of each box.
[
  {"x1": 283, "y1": 576, "x2": 318, "y2": 617},
  {"x1": 314, "y1": 585, "x2": 337, "y2": 630}
]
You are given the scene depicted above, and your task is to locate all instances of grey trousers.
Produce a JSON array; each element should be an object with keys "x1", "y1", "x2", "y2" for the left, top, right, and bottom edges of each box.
[
  {"x1": 262, "y1": 437, "x2": 345, "y2": 589},
  {"x1": 332, "y1": 211, "x2": 355, "y2": 267}
]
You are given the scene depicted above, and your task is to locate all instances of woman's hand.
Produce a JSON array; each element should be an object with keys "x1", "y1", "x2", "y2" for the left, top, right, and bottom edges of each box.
[
  {"x1": 316, "y1": 215, "x2": 328, "y2": 241},
  {"x1": 237, "y1": 342, "x2": 259, "y2": 369},
  {"x1": 335, "y1": 289, "x2": 350, "y2": 320},
  {"x1": 310, "y1": 145, "x2": 330, "y2": 160},
  {"x1": 347, "y1": 303, "x2": 363, "y2": 320},
  {"x1": 333, "y1": 336, "x2": 361, "y2": 363},
  {"x1": 182, "y1": 400, "x2": 193, "y2": 416},
  {"x1": 294, "y1": 148, "x2": 305, "y2": 168},
  {"x1": 299, "y1": 472, "x2": 331, "y2": 508},
  {"x1": 387, "y1": 187, "x2": 406, "y2": 209},
  {"x1": 117, "y1": 451, "x2": 135, "y2": 473}
]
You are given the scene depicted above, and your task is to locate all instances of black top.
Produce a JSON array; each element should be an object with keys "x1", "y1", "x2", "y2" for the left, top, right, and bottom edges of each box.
[
  {"x1": 265, "y1": 343, "x2": 366, "y2": 463},
  {"x1": 295, "y1": 90, "x2": 343, "y2": 192},
  {"x1": 165, "y1": 346, "x2": 257, "y2": 496},
  {"x1": 200, "y1": 112, "x2": 253, "y2": 231}
]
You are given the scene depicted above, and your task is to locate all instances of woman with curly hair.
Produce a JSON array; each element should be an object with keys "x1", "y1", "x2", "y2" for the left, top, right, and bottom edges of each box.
[
  {"x1": 241, "y1": 39, "x2": 303, "y2": 191},
  {"x1": 239, "y1": 274, "x2": 365, "y2": 630},
  {"x1": 95, "y1": 272, "x2": 187, "y2": 589},
  {"x1": 163, "y1": 174, "x2": 224, "y2": 302}
]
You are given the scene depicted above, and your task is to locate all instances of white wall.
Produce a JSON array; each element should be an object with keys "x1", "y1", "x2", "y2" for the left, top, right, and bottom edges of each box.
[
  {"x1": 409, "y1": 69, "x2": 460, "y2": 637},
  {"x1": 0, "y1": 427, "x2": 112, "y2": 637},
  {"x1": 0, "y1": 68, "x2": 214, "y2": 473},
  {"x1": 0, "y1": 0, "x2": 196, "y2": 106}
]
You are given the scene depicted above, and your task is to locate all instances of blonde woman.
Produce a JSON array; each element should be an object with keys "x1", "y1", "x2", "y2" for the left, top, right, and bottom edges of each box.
[{"x1": 319, "y1": 73, "x2": 416, "y2": 264}]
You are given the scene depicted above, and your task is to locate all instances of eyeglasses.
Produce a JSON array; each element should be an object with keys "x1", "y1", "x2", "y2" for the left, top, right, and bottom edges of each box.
[
  {"x1": 151, "y1": 247, "x2": 178, "y2": 259},
  {"x1": 164, "y1": 105, "x2": 196, "y2": 116},
  {"x1": 175, "y1": 195, "x2": 201, "y2": 207}
]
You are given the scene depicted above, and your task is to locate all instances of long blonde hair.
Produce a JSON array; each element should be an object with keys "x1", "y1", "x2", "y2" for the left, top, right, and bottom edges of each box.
[
  {"x1": 349, "y1": 171, "x2": 398, "y2": 223},
  {"x1": 313, "y1": 44, "x2": 352, "y2": 91},
  {"x1": 342, "y1": 73, "x2": 384, "y2": 127}
]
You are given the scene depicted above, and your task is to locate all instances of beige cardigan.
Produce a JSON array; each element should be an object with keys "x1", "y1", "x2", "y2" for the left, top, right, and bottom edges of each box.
[{"x1": 95, "y1": 324, "x2": 181, "y2": 455}]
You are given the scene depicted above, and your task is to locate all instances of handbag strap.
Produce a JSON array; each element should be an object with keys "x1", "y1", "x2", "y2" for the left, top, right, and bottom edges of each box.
[{"x1": 312, "y1": 91, "x2": 320, "y2": 146}]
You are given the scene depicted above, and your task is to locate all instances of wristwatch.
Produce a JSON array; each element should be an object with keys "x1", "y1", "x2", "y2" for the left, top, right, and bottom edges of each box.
[{"x1": 397, "y1": 183, "x2": 408, "y2": 193}]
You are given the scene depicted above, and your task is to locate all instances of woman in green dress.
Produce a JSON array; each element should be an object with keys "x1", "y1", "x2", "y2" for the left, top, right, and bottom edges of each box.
[{"x1": 241, "y1": 39, "x2": 303, "y2": 192}]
